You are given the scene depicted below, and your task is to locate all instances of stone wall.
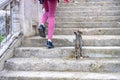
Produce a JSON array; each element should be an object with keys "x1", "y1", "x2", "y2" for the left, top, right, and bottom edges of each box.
[
  {"x1": 20, "y1": 0, "x2": 43, "y2": 37},
  {"x1": 0, "y1": 10, "x2": 6, "y2": 36}
]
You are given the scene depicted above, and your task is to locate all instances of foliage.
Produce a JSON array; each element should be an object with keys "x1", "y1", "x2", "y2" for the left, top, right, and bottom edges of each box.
[{"x1": 0, "y1": 35, "x2": 4, "y2": 42}]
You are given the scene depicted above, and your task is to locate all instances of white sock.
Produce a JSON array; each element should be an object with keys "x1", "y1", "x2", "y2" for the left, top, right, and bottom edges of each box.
[
  {"x1": 48, "y1": 39, "x2": 52, "y2": 42},
  {"x1": 41, "y1": 23, "x2": 44, "y2": 27}
]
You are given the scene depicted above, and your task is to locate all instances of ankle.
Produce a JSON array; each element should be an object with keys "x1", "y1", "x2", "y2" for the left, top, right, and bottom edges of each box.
[
  {"x1": 40, "y1": 23, "x2": 44, "y2": 27},
  {"x1": 48, "y1": 39, "x2": 52, "y2": 42}
]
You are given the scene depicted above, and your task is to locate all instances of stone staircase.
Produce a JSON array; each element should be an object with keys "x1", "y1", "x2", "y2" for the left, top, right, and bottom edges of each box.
[{"x1": 0, "y1": 0, "x2": 120, "y2": 79}]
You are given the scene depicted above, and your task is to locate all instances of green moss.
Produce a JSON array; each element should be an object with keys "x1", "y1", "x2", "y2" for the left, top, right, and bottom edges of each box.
[{"x1": 0, "y1": 35, "x2": 4, "y2": 42}]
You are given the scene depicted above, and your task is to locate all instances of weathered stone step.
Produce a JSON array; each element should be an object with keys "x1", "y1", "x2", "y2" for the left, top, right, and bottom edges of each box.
[
  {"x1": 56, "y1": 16, "x2": 120, "y2": 22},
  {"x1": 55, "y1": 22, "x2": 120, "y2": 28},
  {"x1": 22, "y1": 35, "x2": 120, "y2": 47},
  {"x1": 5, "y1": 58, "x2": 120, "y2": 72},
  {"x1": 53, "y1": 28, "x2": 120, "y2": 35},
  {"x1": 60, "y1": 0, "x2": 120, "y2": 3},
  {"x1": 0, "y1": 71, "x2": 120, "y2": 80},
  {"x1": 57, "y1": 6, "x2": 120, "y2": 11},
  {"x1": 15, "y1": 47, "x2": 120, "y2": 58},
  {"x1": 63, "y1": 0, "x2": 120, "y2": 3},
  {"x1": 57, "y1": 3, "x2": 120, "y2": 9},
  {"x1": 59, "y1": 2, "x2": 120, "y2": 7},
  {"x1": 56, "y1": 11, "x2": 120, "y2": 17}
]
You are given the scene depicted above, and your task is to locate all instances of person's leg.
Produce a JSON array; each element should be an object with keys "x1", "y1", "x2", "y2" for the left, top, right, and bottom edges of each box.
[
  {"x1": 47, "y1": 0, "x2": 57, "y2": 40},
  {"x1": 46, "y1": 0, "x2": 57, "y2": 48},
  {"x1": 41, "y1": 0, "x2": 49, "y2": 24},
  {"x1": 38, "y1": 0, "x2": 49, "y2": 37}
]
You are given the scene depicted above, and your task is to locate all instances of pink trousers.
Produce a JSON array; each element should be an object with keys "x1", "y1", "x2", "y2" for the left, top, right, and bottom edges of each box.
[{"x1": 41, "y1": 0, "x2": 57, "y2": 40}]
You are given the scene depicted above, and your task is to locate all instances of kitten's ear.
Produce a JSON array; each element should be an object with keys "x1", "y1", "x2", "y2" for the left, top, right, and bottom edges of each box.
[{"x1": 74, "y1": 32, "x2": 77, "y2": 35}]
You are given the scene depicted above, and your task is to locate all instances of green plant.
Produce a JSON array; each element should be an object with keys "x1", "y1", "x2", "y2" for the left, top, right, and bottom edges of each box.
[{"x1": 0, "y1": 35, "x2": 4, "y2": 42}]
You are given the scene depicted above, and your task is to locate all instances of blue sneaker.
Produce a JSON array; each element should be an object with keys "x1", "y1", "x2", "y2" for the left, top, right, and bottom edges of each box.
[
  {"x1": 47, "y1": 41, "x2": 54, "y2": 49},
  {"x1": 38, "y1": 25, "x2": 46, "y2": 38}
]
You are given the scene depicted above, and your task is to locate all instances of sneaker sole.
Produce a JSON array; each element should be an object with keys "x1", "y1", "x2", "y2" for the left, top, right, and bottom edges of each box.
[{"x1": 46, "y1": 44, "x2": 54, "y2": 49}]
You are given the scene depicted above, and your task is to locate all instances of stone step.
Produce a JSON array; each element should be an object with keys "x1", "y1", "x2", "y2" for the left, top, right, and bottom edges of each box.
[
  {"x1": 55, "y1": 22, "x2": 120, "y2": 28},
  {"x1": 59, "y1": 4, "x2": 120, "y2": 9},
  {"x1": 59, "y1": 2, "x2": 120, "y2": 7},
  {"x1": 57, "y1": 6, "x2": 120, "y2": 11},
  {"x1": 0, "y1": 71, "x2": 120, "y2": 80},
  {"x1": 64, "y1": 0, "x2": 120, "y2": 2},
  {"x1": 60, "y1": 0, "x2": 120, "y2": 3},
  {"x1": 56, "y1": 16, "x2": 120, "y2": 22},
  {"x1": 53, "y1": 28, "x2": 120, "y2": 35},
  {"x1": 56, "y1": 11, "x2": 120, "y2": 17},
  {"x1": 5, "y1": 58, "x2": 120, "y2": 72},
  {"x1": 15, "y1": 47, "x2": 120, "y2": 58},
  {"x1": 22, "y1": 35, "x2": 120, "y2": 47}
]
